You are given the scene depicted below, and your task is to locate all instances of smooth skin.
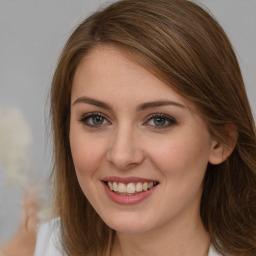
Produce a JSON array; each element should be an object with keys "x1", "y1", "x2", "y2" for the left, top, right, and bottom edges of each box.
[{"x1": 69, "y1": 45, "x2": 232, "y2": 256}]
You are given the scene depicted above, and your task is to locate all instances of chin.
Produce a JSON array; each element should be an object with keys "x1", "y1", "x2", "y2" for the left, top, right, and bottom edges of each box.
[
  {"x1": 102, "y1": 213, "x2": 154, "y2": 234},
  {"x1": 110, "y1": 223, "x2": 152, "y2": 234}
]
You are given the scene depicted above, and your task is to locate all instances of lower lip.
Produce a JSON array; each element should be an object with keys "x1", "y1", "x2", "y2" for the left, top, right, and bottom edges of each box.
[{"x1": 102, "y1": 182, "x2": 157, "y2": 205}]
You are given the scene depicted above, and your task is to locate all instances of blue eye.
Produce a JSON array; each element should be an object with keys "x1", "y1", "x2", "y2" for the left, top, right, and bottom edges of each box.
[
  {"x1": 147, "y1": 114, "x2": 176, "y2": 128},
  {"x1": 79, "y1": 113, "x2": 108, "y2": 127}
]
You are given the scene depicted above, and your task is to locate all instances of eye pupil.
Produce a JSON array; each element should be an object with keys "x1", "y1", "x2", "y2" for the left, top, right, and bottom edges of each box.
[
  {"x1": 154, "y1": 117, "x2": 166, "y2": 126},
  {"x1": 93, "y1": 116, "x2": 104, "y2": 125}
]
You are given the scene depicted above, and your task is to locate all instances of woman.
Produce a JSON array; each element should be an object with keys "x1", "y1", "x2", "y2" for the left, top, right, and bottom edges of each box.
[{"x1": 35, "y1": 0, "x2": 256, "y2": 255}]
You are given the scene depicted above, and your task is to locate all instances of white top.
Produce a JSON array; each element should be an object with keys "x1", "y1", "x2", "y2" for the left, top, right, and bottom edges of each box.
[
  {"x1": 34, "y1": 219, "x2": 222, "y2": 256},
  {"x1": 34, "y1": 218, "x2": 64, "y2": 256}
]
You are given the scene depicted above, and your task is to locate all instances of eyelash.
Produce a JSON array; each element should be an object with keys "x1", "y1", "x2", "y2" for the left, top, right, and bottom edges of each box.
[
  {"x1": 145, "y1": 113, "x2": 177, "y2": 129},
  {"x1": 79, "y1": 112, "x2": 110, "y2": 127},
  {"x1": 79, "y1": 112, "x2": 177, "y2": 129}
]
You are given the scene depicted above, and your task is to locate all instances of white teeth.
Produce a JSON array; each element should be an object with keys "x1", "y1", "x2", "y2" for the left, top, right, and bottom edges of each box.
[
  {"x1": 142, "y1": 182, "x2": 148, "y2": 191},
  {"x1": 113, "y1": 182, "x2": 118, "y2": 192},
  {"x1": 127, "y1": 183, "x2": 136, "y2": 194},
  {"x1": 108, "y1": 181, "x2": 113, "y2": 190},
  {"x1": 136, "y1": 182, "x2": 143, "y2": 192},
  {"x1": 118, "y1": 183, "x2": 127, "y2": 193},
  {"x1": 106, "y1": 181, "x2": 157, "y2": 194}
]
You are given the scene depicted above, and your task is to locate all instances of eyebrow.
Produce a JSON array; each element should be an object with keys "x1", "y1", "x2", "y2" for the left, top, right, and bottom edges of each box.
[
  {"x1": 73, "y1": 96, "x2": 112, "y2": 110},
  {"x1": 136, "y1": 100, "x2": 185, "y2": 111},
  {"x1": 72, "y1": 96, "x2": 185, "y2": 111}
]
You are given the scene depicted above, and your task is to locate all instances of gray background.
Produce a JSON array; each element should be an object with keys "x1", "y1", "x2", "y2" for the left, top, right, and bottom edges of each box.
[{"x1": 0, "y1": 0, "x2": 255, "y2": 244}]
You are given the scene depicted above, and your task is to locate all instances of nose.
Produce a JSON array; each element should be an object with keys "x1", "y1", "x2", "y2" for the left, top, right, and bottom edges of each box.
[{"x1": 106, "y1": 124, "x2": 144, "y2": 170}]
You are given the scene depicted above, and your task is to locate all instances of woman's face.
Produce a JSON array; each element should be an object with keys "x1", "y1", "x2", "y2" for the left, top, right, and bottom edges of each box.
[{"x1": 69, "y1": 45, "x2": 218, "y2": 234}]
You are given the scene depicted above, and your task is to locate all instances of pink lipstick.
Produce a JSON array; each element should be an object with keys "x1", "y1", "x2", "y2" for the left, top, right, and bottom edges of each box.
[{"x1": 102, "y1": 176, "x2": 159, "y2": 205}]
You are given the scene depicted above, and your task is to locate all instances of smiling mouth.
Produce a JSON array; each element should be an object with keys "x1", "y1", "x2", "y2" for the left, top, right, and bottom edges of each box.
[{"x1": 103, "y1": 181, "x2": 159, "y2": 196}]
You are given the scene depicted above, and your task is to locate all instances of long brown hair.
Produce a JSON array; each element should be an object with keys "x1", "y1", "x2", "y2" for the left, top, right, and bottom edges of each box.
[{"x1": 50, "y1": 0, "x2": 256, "y2": 255}]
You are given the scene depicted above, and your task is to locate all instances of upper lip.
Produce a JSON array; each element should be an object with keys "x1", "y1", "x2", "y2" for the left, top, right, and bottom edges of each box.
[{"x1": 101, "y1": 176, "x2": 159, "y2": 184}]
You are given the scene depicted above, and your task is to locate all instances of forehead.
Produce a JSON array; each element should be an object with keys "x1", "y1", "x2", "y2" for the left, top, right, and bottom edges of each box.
[{"x1": 72, "y1": 45, "x2": 197, "y2": 113}]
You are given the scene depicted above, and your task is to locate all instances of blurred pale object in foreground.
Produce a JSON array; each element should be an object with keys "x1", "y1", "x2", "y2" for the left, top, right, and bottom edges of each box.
[
  {"x1": 0, "y1": 107, "x2": 54, "y2": 240},
  {"x1": 0, "y1": 107, "x2": 33, "y2": 187},
  {"x1": 0, "y1": 187, "x2": 38, "y2": 256}
]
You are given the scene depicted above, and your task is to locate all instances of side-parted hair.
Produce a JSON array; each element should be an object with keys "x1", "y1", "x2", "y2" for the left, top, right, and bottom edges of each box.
[{"x1": 50, "y1": 0, "x2": 256, "y2": 255}]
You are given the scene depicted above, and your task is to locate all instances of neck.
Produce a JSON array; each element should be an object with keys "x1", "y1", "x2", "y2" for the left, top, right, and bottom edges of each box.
[{"x1": 111, "y1": 209, "x2": 210, "y2": 256}]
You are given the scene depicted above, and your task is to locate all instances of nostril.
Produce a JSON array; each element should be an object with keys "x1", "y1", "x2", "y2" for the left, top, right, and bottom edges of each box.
[{"x1": 106, "y1": 137, "x2": 145, "y2": 169}]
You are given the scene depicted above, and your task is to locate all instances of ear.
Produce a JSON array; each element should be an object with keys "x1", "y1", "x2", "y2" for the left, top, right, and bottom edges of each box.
[{"x1": 208, "y1": 124, "x2": 238, "y2": 165}]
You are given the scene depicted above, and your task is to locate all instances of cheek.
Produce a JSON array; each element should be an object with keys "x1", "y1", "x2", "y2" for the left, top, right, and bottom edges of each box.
[
  {"x1": 149, "y1": 132, "x2": 211, "y2": 180},
  {"x1": 147, "y1": 133, "x2": 212, "y2": 217},
  {"x1": 69, "y1": 128, "x2": 103, "y2": 178}
]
